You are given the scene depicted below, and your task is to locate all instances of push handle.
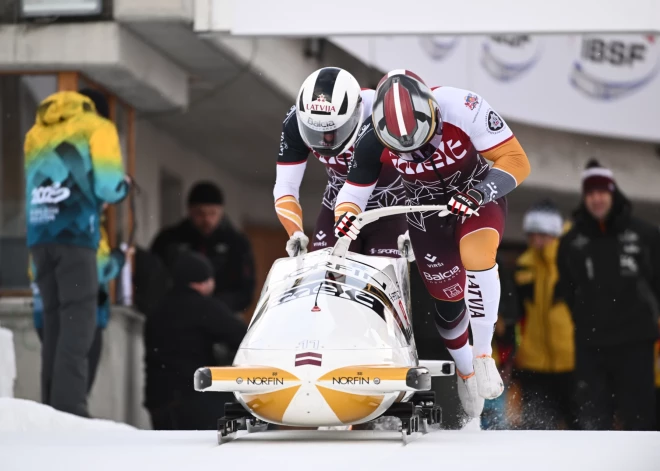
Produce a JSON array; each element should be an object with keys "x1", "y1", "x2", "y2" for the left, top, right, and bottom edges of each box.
[{"x1": 331, "y1": 204, "x2": 449, "y2": 258}]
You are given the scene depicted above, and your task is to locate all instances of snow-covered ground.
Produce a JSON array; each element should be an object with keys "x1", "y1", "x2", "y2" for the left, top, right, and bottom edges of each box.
[
  {"x1": 1, "y1": 399, "x2": 658, "y2": 471},
  {"x1": 0, "y1": 398, "x2": 136, "y2": 432}
]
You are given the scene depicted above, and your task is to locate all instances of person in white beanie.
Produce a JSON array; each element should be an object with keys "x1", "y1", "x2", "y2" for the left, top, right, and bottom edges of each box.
[
  {"x1": 512, "y1": 199, "x2": 577, "y2": 430},
  {"x1": 558, "y1": 159, "x2": 660, "y2": 431}
]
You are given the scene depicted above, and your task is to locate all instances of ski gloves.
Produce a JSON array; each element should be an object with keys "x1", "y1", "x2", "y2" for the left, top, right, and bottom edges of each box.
[
  {"x1": 334, "y1": 212, "x2": 362, "y2": 241},
  {"x1": 286, "y1": 231, "x2": 308, "y2": 257},
  {"x1": 439, "y1": 188, "x2": 484, "y2": 218}
]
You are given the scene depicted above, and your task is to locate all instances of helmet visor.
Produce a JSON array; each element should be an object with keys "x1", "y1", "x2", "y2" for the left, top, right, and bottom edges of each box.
[{"x1": 298, "y1": 102, "x2": 363, "y2": 157}]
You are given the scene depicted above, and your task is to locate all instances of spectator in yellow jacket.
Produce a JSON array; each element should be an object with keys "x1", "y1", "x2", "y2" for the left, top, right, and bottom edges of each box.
[
  {"x1": 513, "y1": 200, "x2": 576, "y2": 430},
  {"x1": 25, "y1": 89, "x2": 129, "y2": 417}
]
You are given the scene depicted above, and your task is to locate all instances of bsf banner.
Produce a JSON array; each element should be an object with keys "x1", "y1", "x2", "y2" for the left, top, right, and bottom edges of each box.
[{"x1": 330, "y1": 34, "x2": 660, "y2": 143}]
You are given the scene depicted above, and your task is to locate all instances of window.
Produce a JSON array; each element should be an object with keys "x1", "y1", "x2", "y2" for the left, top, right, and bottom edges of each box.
[
  {"x1": 159, "y1": 169, "x2": 183, "y2": 228},
  {"x1": 0, "y1": 74, "x2": 57, "y2": 290}
]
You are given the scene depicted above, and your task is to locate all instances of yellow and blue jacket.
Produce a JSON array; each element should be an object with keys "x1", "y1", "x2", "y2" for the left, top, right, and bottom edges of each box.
[{"x1": 24, "y1": 91, "x2": 128, "y2": 249}]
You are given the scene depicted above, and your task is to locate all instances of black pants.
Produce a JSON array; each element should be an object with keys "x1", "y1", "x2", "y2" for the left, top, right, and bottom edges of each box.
[
  {"x1": 514, "y1": 370, "x2": 577, "y2": 430},
  {"x1": 148, "y1": 391, "x2": 235, "y2": 430},
  {"x1": 575, "y1": 341, "x2": 656, "y2": 431},
  {"x1": 31, "y1": 244, "x2": 98, "y2": 418},
  {"x1": 37, "y1": 326, "x2": 103, "y2": 394}
]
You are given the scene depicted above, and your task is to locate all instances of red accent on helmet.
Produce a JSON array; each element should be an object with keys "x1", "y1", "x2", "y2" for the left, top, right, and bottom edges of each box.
[
  {"x1": 404, "y1": 70, "x2": 425, "y2": 84},
  {"x1": 377, "y1": 70, "x2": 426, "y2": 89},
  {"x1": 383, "y1": 84, "x2": 416, "y2": 138}
]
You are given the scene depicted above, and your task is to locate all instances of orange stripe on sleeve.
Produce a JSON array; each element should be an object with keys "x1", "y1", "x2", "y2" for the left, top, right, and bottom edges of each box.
[
  {"x1": 481, "y1": 136, "x2": 531, "y2": 186},
  {"x1": 275, "y1": 195, "x2": 303, "y2": 236},
  {"x1": 334, "y1": 202, "x2": 362, "y2": 222}
]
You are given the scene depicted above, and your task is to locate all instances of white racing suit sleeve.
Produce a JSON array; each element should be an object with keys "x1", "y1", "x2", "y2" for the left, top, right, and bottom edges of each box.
[
  {"x1": 334, "y1": 181, "x2": 376, "y2": 219},
  {"x1": 273, "y1": 161, "x2": 307, "y2": 202}
]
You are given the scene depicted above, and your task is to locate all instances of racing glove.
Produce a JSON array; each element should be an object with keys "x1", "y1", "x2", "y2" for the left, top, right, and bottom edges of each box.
[
  {"x1": 397, "y1": 230, "x2": 415, "y2": 262},
  {"x1": 440, "y1": 188, "x2": 484, "y2": 218},
  {"x1": 286, "y1": 231, "x2": 309, "y2": 257},
  {"x1": 334, "y1": 212, "x2": 362, "y2": 241}
]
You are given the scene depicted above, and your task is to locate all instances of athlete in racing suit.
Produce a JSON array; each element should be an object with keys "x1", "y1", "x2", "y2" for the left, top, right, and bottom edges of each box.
[
  {"x1": 333, "y1": 70, "x2": 531, "y2": 418},
  {"x1": 274, "y1": 67, "x2": 406, "y2": 257}
]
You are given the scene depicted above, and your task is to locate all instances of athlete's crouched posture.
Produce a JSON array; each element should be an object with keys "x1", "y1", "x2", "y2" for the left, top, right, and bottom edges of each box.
[
  {"x1": 274, "y1": 67, "x2": 407, "y2": 258},
  {"x1": 333, "y1": 70, "x2": 531, "y2": 418}
]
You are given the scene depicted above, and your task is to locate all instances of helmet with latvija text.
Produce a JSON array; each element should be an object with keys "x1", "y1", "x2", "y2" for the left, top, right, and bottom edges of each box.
[{"x1": 296, "y1": 67, "x2": 363, "y2": 157}]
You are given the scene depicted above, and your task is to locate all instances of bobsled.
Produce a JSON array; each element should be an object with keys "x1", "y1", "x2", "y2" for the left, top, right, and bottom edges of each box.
[{"x1": 194, "y1": 205, "x2": 455, "y2": 443}]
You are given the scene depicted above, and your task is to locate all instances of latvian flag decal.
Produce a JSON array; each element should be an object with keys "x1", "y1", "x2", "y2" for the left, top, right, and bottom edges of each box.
[{"x1": 295, "y1": 352, "x2": 322, "y2": 367}]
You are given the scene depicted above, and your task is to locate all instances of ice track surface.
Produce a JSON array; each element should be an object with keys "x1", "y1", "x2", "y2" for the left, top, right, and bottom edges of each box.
[{"x1": 1, "y1": 400, "x2": 659, "y2": 471}]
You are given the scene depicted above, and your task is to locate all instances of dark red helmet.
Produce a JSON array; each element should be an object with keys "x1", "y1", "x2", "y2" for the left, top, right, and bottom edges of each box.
[{"x1": 372, "y1": 70, "x2": 440, "y2": 154}]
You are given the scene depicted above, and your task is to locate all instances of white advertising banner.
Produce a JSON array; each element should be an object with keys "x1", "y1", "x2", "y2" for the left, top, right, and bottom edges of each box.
[
  {"x1": 331, "y1": 34, "x2": 660, "y2": 143},
  {"x1": 223, "y1": 0, "x2": 660, "y2": 36}
]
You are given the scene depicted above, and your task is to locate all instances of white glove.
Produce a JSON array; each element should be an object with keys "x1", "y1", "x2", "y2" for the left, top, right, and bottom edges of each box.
[
  {"x1": 286, "y1": 231, "x2": 308, "y2": 257},
  {"x1": 397, "y1": 230, "x2": 415, "y2": 262},
  {"x1": 334, "y1": 212, "x2": 362, "y2": 241}
]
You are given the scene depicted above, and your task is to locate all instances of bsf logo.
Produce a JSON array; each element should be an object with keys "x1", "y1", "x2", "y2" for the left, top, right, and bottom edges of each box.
[{"x1": 571, "y1": 34, "x2": 659, "y2": 100}]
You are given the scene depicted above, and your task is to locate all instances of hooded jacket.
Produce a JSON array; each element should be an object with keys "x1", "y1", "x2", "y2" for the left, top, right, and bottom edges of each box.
[
  {"x1": 557, "y1": 189, "x2": 660, "y2": 347},
  {"x1": 24, "y1": 91, "x2": 128, "y2": 249},
  {"x1": 514, "y1": 236, "x2": 575, "y2": 373}
]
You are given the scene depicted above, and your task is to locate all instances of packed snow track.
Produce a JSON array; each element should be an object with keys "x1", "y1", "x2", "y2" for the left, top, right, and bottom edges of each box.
[
  {"x1": 1, "y1": 399, "x2": 658, "y2": 471},
  {"x1": 3, "y1": 426, "x2": 660, "y2": 470}
]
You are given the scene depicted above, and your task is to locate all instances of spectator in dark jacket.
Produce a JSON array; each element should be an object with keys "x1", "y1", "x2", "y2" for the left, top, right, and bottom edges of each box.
[
  {"x1": 144, "y1": 251, "x2": 247, "y2": 430},
  {"x1": 151, "y1": 182, "x2": 255, "y2": 313},
  {"x1": 557, "y1": 159, "x2": 660, "y2": 431}
]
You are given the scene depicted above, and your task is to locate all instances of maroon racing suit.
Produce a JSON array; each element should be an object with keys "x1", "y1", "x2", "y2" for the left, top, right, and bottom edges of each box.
[{"x1": 274, "y1": 90, "x2": 407, "y2": 256}]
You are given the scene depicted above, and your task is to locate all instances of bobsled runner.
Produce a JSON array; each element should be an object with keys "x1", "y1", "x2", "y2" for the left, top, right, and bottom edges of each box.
[{"x1": 194, "y1": 205, "x2": 456, "y2": 444}]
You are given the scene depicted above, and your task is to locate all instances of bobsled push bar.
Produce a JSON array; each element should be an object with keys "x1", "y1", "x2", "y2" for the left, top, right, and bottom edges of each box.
[
  {"x1": 194, "y1": 363, "x2": 452, "y2": 395},
  {"x1": 332, "y1": 204, "x2": 449, "y2": 258}
]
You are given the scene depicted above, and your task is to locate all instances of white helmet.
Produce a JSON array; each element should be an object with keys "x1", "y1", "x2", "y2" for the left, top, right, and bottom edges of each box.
[{"x1": 296, "y1": 67, "x2": 363, "y2": 157}]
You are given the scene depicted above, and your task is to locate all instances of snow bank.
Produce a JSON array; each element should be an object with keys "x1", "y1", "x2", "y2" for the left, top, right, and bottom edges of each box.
[
  {"x1": 0, "y1": 398, "x2": 137, "y2": 432},
  {"x1": 0, "y1": 326, "x2": 16, "y2": 397}
]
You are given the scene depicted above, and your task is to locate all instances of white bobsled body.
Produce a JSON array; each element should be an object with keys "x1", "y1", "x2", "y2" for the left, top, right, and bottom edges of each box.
[{"x1": 194, "y1": 207, "x2": 455, "y2": 427}]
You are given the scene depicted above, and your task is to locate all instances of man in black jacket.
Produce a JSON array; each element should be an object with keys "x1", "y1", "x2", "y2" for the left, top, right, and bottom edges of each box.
[
  {"x1": 558, "y1": 159, "x2": 660, "y2": 431},
  {"x1": 151, "y1": 182, "x2": 256, "y2": 313},
  {"x1": 144, "y1": 251, "x2": 248, "y2": 430}
]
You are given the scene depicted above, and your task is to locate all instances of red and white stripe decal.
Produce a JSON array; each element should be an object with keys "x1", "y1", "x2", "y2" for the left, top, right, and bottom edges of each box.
[
  {"x1": 377, "y1": 69, "x2": 426, "y2": 88},
  {"x1": 384, "y1": 82, "x2": 415, "y2": 138}
]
